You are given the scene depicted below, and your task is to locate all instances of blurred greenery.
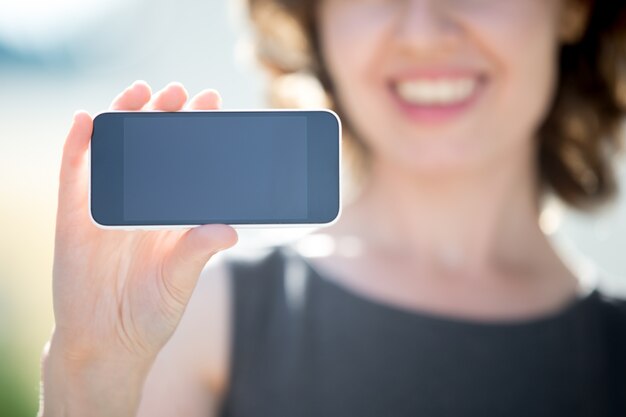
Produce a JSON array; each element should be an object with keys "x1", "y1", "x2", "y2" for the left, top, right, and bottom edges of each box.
[{"x1": 0, "y1": 320, "x2": 39, "y2": 417}]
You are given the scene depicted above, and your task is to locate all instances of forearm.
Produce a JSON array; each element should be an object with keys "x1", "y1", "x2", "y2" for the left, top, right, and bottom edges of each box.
[{"x1": 39, "y1": 339, "x2": 153, "y2": 417}]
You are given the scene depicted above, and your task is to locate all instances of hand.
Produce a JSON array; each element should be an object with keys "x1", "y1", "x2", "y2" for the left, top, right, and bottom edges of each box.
[{"x1": 50, "y1": 81, "x2": 238, "y2": 365}]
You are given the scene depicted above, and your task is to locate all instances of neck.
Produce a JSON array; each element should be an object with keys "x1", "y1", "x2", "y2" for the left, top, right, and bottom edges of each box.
[{"x1": 347, "y1": 144, "x2": 553, "y2": 276}]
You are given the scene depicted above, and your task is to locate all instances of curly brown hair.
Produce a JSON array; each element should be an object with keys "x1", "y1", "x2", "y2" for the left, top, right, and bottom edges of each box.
[{"x1": 244, "y1": 0, "x2": 626, "y2": 210}]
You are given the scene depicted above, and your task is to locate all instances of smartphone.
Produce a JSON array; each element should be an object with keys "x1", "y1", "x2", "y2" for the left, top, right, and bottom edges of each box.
[{"x1": 89, "y1": 110, "x2": 341, "y2": 228}]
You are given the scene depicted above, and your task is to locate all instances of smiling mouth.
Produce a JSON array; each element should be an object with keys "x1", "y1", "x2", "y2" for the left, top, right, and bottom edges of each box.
[
  {"x1": 389, "y1": 71, "x2": 488, "y2": 125},
  {"x1": 394, "y1": 77, "x2": 478, "y2": 106}
]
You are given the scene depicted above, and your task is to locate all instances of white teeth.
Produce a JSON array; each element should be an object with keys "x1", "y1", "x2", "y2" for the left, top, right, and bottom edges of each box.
[{"x1": 395, "y1": 78, "x2": 477, "y2": 105}]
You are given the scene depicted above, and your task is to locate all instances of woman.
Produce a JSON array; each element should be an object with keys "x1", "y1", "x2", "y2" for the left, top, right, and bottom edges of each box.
[{"x1": 40, "y1": 0, "x2": 626, "y2": 416}]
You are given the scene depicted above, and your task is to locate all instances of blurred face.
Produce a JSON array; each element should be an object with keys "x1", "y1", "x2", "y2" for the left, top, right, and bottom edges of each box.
[{"x1": 318, "y1": 0, "x2": 567, "y2": 175}]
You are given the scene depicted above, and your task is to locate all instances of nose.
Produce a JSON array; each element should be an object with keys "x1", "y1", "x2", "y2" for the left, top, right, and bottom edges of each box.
[{"x1": 394, "y1": 0, "x2": 460, "y2": 53}]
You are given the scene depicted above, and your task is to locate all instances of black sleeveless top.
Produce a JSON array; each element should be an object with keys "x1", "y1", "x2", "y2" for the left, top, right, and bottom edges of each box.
[{"x1": 218, "y1": 247, "x2": 626, "y2": 417}]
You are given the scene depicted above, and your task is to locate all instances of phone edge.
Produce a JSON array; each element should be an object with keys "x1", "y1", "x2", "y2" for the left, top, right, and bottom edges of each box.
[{"x1": 88, "y1": 108, "x2": 343, "y2": 230}]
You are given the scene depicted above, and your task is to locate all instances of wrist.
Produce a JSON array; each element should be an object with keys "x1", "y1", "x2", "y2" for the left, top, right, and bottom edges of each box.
[{"x1": 40, "y1": 337, "x2": 154, "y2": 417}]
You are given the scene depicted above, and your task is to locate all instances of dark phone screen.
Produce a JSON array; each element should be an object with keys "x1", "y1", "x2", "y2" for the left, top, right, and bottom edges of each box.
[{"x1": 122, "y1": 115, "x2": 308, "y2": 222}]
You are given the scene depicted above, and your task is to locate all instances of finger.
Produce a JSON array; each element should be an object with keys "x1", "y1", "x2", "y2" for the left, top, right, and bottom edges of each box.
[
  {"x1": 160, "y1": 224, "x2": 238, "y2": 306},
  {"x1": 186, "y1": 89, "x2": 222, "y2": 110},
  {"x1": 58, "y1": 111, "x2": 93, "y2": 213},
  {"x1": 110, "y1": 81, "x2": 152, "y2": 110},
  {"x1": 146, "y1": 82, "x2": 188, "y2": 111}
]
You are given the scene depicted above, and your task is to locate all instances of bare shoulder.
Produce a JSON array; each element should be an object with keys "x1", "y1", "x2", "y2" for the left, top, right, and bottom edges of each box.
[{"x1": 136, "y1": 254, "x2": 232, "y2": 417}]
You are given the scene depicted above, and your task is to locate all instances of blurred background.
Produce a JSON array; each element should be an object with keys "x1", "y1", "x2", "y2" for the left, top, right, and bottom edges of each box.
[{"x1": 0, "y1": 0, "x2": 624, "y2": 415}]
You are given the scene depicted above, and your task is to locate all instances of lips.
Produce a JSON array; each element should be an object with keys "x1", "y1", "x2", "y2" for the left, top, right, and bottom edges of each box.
[{"x1": 388, "y1": 72, "x2": 487, "y2": 123}]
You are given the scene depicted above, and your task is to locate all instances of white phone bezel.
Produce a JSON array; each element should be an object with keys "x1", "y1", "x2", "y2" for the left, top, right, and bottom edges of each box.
[{"x1": 87, "y1": 108, "x2": 342, "y2": 230}]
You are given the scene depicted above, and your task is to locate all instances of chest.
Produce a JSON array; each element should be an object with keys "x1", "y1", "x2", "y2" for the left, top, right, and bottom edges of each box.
[{"x1": 305, "y1": 253, "x2": 570, "y2": 321}]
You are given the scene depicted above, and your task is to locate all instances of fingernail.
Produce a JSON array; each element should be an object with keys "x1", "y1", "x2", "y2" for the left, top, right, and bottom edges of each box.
[
  {"x1": 213, "y1": 91, "x2": 223, "y2": 107},
  {"x1": 130, "y1": 80, "x2": 151, "y2": 96},
  {"x1": 73, "y1": 110, "x2": 86, "y2": 122},
  {"x1": 166, "y1": 81, "x2": 186, "y2": 92}
]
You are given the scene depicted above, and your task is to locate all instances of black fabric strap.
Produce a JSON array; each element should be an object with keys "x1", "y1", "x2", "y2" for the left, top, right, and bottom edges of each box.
[{"x1": 602, "y1": 296, "x2": 626, "y2": 416}]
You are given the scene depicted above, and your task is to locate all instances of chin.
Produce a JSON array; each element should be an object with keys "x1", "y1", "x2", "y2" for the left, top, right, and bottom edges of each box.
[{"x1": 387, "y1": 144, "x2": 493, "y2": 178}]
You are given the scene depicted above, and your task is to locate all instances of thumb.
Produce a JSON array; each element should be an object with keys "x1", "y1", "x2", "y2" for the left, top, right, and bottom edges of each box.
[{"x1": 161, "y1": 224, "x2": 238, "y2": 305}]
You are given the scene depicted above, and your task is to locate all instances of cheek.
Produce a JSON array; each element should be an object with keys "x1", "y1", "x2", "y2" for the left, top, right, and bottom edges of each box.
[
  {"x1": 319, "y1": 4, "x2": 397, "y2": 157},
  {"x1": 479, "y1": 5, "x2": 562, "y2": 140},
  {"x1": 319, "y1": 4, "x2": 391, "y2": 102}
]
